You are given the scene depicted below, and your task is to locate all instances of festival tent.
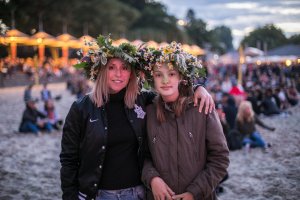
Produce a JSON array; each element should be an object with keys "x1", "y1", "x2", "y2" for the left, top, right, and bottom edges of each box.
[
  {"x1": 146, "y1": 40, "x2": 159, "y2": 48},
  {"x1": 218, "y1": 50, "x2": 239, "y2": 65},
  {"x1": 250, "y1": 44, "x2": 300, "y2": 64},
  {"x1": 267, "y1": 44, "x2": 300, "y2": 56},
  {"x1": 244, "y1": 47, "x2": 264, "y2": 57},
  {"x1": 131, "y1": 39, "x2": 144, "y2": 47},
  {"x1": 2, "y1": 29, "x2": 30, "y2": 60},
  {"x1": 190, "y1": 45, "x2": 205, "y2": 56}
]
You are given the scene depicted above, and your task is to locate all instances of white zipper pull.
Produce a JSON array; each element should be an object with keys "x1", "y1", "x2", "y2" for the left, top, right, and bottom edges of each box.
[
  {"x1": 153, "y1": 136, "x2": 156, "y2": 144},
  {"x1": 188, "y1": 132, "x2": 193, "y2": 138}
]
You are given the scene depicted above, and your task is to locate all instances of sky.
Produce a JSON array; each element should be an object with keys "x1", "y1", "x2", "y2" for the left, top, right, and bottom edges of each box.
[{"x1": 156, "y1": 0, "x2": 300, "y2": 48}]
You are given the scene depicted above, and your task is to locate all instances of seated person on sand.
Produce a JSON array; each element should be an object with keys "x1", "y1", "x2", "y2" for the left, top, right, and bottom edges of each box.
[
  {"x1": 19, "y1": 99, "x2": 53, "y2": 134},
  {"x1": 43, "y1": 99, "x2": 63, "y2": 130},
  {"x1": 236, "y1": 101, "x2": 275, "y2": 152}
]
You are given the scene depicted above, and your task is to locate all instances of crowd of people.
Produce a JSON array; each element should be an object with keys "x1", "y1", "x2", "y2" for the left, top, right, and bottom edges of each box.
[
  {"x1": 205, "y1": 62, "x2": 299, "y2": 153},
  {"x1": 0, "y1": 57, "x2": 78, "y2": 87}
]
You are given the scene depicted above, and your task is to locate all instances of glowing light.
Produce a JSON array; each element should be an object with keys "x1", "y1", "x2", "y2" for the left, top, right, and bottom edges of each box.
[
  {"x1": 37, "y1": 38, "x2": 43, "y2": 44},
  {"x1": 177, "y1": 19, "x2": 186, "y2": 26},
  {"x1": 256, "y1": 60, "x2": 262, "y2": 65},
  {"x1": 285, "y1": 60, "x2": 292, "y2": 67},
  {"x1": 297, "y1": 58, "x2": 300, "y2": 64}
]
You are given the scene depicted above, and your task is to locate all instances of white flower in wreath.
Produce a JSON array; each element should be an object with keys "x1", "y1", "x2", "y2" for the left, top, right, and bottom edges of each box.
[{"x1": 134, "y1": 104, "x2": 146, "y2": 119}]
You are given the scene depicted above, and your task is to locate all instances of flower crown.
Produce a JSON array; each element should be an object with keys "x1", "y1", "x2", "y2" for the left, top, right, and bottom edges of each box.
[
  {"x1": 74, "y1": 34, "x2": 139, "y2": 80},
  {"x1": 137, "y1": 42, "x2": 206, "y2": 86}
]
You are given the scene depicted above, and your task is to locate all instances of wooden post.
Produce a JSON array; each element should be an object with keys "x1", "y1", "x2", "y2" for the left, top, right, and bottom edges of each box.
[{"x1": 238, "y1": 46, "x2": 244, "y2": 85}]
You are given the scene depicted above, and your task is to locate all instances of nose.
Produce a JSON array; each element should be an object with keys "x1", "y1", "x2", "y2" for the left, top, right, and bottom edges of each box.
[
  {"x1": 162, "y1": 75, "x2": 169, "y2": 84},
  {"x1": 115, "y1": 68, "x2": 121, "y2": 77}
]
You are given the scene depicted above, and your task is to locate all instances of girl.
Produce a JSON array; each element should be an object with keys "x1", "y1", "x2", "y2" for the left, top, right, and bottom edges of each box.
[{"x1": 140, "y1": 43, "x2": 229, "y2": 200}]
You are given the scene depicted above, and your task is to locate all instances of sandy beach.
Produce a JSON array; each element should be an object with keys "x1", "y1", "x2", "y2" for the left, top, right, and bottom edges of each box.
[{"x1": 0, "y1": 83, "x2": 299, "y2": 200}]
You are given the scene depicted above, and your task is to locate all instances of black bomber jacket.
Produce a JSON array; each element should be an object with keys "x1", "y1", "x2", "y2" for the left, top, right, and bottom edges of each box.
[{"x1": 60, "y1": 91, "x2": 155, "y2": 200}]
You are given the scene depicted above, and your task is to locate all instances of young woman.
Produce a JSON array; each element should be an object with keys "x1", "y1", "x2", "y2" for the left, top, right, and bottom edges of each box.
[
  {"x1": 140, "y1": 43, "x2": 229, "y2": 200},
  {"x1": 236, "y1": 100, "x2": 275, "y2": 151},
  {"x1": 60, "y1": 36, "x2": 214, "y2": 200}
]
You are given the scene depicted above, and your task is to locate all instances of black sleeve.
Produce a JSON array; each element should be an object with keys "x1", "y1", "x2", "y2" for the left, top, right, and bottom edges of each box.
[
  {"x1": 255, "y1": 115, "x2": 274, "y2": 130},
  {"x1": 60, "y1": 102, "x2": 82, "y2": 199},
  {"x1": 142, "y1": 90, "x2": 157, "y2": 106},
  {"x1": 22, "y1": 109, "x2": 37, "y2": 123},
  {"x1": 192, "y1": 83, "x2": 205, "y2": 91},
  {"x1": 37, "y1": 110, "x2": 47, "y2": 118}
]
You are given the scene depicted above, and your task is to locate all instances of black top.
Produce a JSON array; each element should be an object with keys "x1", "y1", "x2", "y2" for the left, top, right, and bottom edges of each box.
[{"x1": 99, "y1": 89, "x2": 141, "y2": 189}]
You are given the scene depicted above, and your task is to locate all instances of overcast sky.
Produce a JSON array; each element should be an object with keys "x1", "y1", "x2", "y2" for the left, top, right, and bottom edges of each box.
[{"x1": 156, "y1": 0, "x2": 300, "y2": 48}]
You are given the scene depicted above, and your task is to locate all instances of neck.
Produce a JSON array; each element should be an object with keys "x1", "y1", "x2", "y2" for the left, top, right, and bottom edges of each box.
[{"x1": 161, "y1": 92, "x2": 179, "y2": 103}]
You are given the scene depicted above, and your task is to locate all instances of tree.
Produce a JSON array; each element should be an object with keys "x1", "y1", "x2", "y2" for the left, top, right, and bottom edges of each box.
[
  {"x1": 130, "y1": 1, "x2": 184, "y2": 42},
  {"x1": 288, "y1": 34, "x2": 300, "y2": 45},
  {"x1": 211, "y1": 26, "x2": 233, "y2": 51},
  {"x1": 241, "y1": 24, "x2": 287, "y2": 50},
  {"x1": 185, "y1": 9, "x2": 210, "y2": 47}
]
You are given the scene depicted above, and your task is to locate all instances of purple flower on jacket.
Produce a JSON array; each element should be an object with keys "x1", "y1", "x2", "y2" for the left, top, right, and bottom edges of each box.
[{"x1": 134, "y1": 104, "x2": 146, "y2": 119}]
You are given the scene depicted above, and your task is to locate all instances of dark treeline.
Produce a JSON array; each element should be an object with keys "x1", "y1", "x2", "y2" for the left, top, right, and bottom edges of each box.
[
  {"x1": 1, "y1": 0, "x2": 299, "y2": 54},
  {"x1": 0, "y1": 0, "x2": 233, "y2": 53}
]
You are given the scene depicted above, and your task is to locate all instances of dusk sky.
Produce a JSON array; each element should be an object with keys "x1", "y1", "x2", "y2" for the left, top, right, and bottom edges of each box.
[{"x1": 157, "y1": 0, "x2": 300, "y2": 48}]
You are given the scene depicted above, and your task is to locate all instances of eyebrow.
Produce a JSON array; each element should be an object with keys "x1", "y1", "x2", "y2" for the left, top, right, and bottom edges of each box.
[{"x1": 108, "y1": 63, "x2": 127, "y2": 67}]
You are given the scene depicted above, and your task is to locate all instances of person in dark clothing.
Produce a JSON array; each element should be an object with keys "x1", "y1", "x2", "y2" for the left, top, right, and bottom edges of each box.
[
  {"x1": 24, "y1": 83, "x2": 35, "y2": 103},
  {"x1": 19, "y1": 99, "x2": 53, "y2": 134},
  {"x1": 261, "y1": 89, "x2": 280, "y2": 116},
  {"x1": 222, "y1": 94, "x2": 237, "y2": 130},
  {"x1": 60, "y1": 35, "x2": 214, "y2": 200},
  {"x1": 246, "y1": 89, "x2": 261, "y2": 115}
]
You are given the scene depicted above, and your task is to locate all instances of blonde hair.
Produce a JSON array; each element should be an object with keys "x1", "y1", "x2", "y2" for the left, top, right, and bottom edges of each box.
[
  {"x1": 90, "y1": 58, "x2": 139, "y2": 108},
  {"x1": 237, "y1": 100, "x2": 255, "y2": 123}
]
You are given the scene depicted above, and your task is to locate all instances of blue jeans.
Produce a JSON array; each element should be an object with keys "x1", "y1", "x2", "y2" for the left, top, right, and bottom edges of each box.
[
  {"x1": 243, "y1": 131, "x2": 266, "y2": 148},
  {"x1": 19, "y1": 121, "x2": 39, "y2": 134},
  {"x1": 95, "y1": 185, "x2": 145, "y2": 200},
  {"x1": 20, "y1": 121, "x2": 53, "y2": 134}
]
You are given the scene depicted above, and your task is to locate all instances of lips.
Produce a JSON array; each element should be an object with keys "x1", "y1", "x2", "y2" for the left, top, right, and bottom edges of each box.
[
  {"x1": 160, "y1": 86, "x2": 172, "y2": 90},
  {"x1": 112, "y1": 80, "x2": 123, "y2": 83}
]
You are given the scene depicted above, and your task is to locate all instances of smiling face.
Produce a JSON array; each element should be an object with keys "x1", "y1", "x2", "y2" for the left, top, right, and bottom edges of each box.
[
  {"x1": 106, "y1": 58, "x2": 131, "y2": 94},
  {"x1": 153, "y1": 63, "x2": 181, "y2": 102}
]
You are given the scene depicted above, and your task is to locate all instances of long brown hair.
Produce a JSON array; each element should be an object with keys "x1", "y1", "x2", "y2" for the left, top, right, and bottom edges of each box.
[
  {"x1": 90, "y1": 58, "x2": 139, "y2": 108},
  {"x1": 155, "y1": 69, "x2": 193, "y2": 123}
]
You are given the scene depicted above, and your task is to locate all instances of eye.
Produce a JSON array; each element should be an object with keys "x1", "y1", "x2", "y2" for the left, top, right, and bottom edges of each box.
[
  {"x1": 154, "y1": 73, "x2": 161, "y2": 78},
  {"x1": 108, "y1": 65, "x2": 114, "y2": 70},
  {"x1": 122, "y1": 66, "x2": 129, "y2": 71},
  {"x1": 169, "y1": 72, "x2": 177, "y2": 77}
]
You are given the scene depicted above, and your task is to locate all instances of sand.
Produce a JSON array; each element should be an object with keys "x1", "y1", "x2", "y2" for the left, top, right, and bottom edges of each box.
[{"x1": 0, "y1": 83, "x2": 299, "y2": 200}]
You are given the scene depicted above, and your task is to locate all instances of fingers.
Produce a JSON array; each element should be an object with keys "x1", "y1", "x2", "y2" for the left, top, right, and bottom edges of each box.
[
  {"x1": 204, "y1": 97, "x2": 210, "y2": 114},
  {"x1": 210, "y1": 103, "x2": 214, "y2": 113},
  {"x1": 193, "y1": 95, "x2": 199, "y2": 107},
  {"x1": 172, "y1": 193, "x2": 184, "y2": 200},
  {"x1": 166, "y1": 186, "x2": 175, "y2": 196},
  {"x1": 198, "y1": 97, "x2": 205, "y2": 113},
  {"x1": 209, "y1": 96, "x2": 215, "y2": 113}
]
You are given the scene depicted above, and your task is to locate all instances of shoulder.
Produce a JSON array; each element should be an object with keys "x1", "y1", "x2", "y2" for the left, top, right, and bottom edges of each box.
[
  {"x1": 186, "y1": 103, "x2": 218, "y2": 120},
  {"x1": 72, "y1": 94, "x2": 95, "y2": 111}
]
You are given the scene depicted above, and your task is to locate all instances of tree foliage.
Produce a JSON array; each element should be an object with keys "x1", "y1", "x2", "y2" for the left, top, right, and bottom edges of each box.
[
  {"x1": 288, "y1": 34, "x2": 300, "y2": 45},
  {"x1": 241, "y1": 24, "x2": 287, "y2": 50},
  {"x1": 184, "y1": 9, "x2": 233, "y2": 53}
]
